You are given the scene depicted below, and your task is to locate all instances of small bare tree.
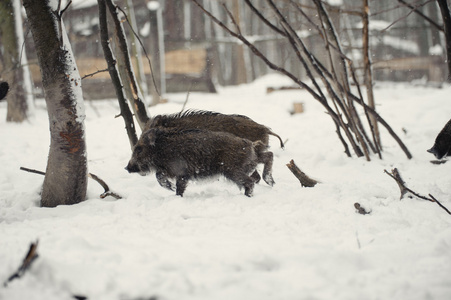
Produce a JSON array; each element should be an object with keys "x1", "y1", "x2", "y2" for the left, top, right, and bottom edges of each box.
[
  {"x1": 97, "y1": 0, "x2": 152, "y2": 147},
  {"x1": 191, "y1": 0, "x2": 412, "y2": 161},
  {"x1": 98, "y1": 0, "x2": 138, "y2": 148}
]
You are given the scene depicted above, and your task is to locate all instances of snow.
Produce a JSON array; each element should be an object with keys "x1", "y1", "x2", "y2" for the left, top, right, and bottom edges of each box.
[
  {"x1": 430, "y1": 44, "x2": 444, "y2": 56},
  {"x1": 147, "y1": 1, "x2": 160, "y2": 11},
  {"x1": 1, "y1": 74, "x2": 451, "y2": 300}
]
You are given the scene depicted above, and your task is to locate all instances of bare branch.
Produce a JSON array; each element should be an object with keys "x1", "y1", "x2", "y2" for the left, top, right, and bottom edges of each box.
[
  {"x1": 4, "y1": 240, "x2": 39, "y2": 287},
  {"x1": 20, "y1": 166, "x2": 122, "y2": 200},
  {"x1": 60, "y1": 0, "x2": 72, "y2": 17},
  {"x1": 81, "y1": 68, "x2": 109, "y2": 80},
  {"x1": 385, "y1": 168, "x2": 451, "y2": 215},
  {"x1": 384, "y1": 168, "x2": 408, "y2": 199},
  {"x1": 88, "y1": 173, "x2": 122, "y2": 199},
  {"x1": 397, "y1": 0, "x2": 443, "y2": 32},
  {"x1": 286, "y1": 160, "x2": 319, "y2": 187},
  {"x1": 20, "y1": 166, "x2": 45, "y2": 175}
]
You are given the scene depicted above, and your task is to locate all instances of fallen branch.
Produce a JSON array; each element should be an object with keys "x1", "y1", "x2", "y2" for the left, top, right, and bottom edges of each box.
[
  {"x1": 286, "y1": 160, "x2": 319, "y2": 187},
  {"x1": 384, "y1": 168, "x2": 408, "y2": 199},
  {"x1": 88, "y1": 173, "x2": 122, "y2": 199},
  {"x1": 4, "y1": 240, "x2": 39, "y2": 287},
  {"x1": 384, "y1": 168, "x2": 451, "y2": 215},
  {"x1": 20, "y1": 167, "x2": 122, "y2": 200}
]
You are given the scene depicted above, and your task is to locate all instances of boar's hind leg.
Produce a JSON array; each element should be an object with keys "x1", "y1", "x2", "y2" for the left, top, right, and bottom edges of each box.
[
  {"x1": 156, "y1": 171, "x2": 175, "y2": 191},
  {"x1": 259, "y1": 151, "x2": 275, "y2": 186},
  {"x1": 175, "y1": 176, "x2": 189, "y2": 197}
]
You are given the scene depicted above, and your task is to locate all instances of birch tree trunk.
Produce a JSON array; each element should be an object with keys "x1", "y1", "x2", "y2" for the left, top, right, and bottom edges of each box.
[
  {"x1": 0, "y1": 0, "x2": 33, "y2": 122},
  {"x1": 436, "y1": 0, "x2": 451, "y2": 82},
  {"x1": 147, "y1": 1, "x2": 165, "y2": 105},
  {"x1": 23, "y1": 0, "x2": 88, "y2": 207},
  {"x1": 125, "y1": 0, "x2": 149, "y2": 100}
]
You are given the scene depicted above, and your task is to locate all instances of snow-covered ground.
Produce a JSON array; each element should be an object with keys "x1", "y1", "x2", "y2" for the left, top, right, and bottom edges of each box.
[{"x1": 1, "y1": 74, "x2": 451, "y2": 300}]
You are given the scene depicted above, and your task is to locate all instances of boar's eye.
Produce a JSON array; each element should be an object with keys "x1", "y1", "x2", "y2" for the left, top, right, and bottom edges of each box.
[{"x1": 134, "y1": 145, "x2": 143, "y2": 154}]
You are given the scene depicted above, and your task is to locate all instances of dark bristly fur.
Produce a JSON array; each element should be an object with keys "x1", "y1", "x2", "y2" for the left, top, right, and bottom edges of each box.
[
  {"x1": 146, "y1": 110, "x2": 282, "y2": 185},
  {"x1": 0, "y1": 82, "x2": 9, "y2": 101},
  {"x1": 125, "y1": 128, "x2": 268, "y2": 197},
  {"x1": 428, "y1": 118, "x2": 451, "y2": 159}
]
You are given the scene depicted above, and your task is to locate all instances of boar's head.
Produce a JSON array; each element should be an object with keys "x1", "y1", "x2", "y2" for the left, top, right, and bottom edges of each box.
[{"x1": 125, "y1": 128, "x2": 158, "y2": 175}]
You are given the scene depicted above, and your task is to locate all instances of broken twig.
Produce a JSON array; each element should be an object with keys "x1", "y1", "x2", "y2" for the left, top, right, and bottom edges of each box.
[
  {"x1": 384, "y1": 168, "x2": 451, "y2": 215},
  {"x1": 4, "y1": 240, "x2": 39, "y2": 287},
  {"x1": 384, "y1": 168, "x2": 408, "y2": 199},
  {"x1": 286, "y1": 159, "x2": 319, "y2": 187},
  {"x1": 88, "y1": 173, "x2": 122, "y2": 199}
]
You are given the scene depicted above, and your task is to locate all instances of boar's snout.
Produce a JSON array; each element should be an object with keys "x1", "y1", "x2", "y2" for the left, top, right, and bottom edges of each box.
[
  {"x1": 125, "y1": 162, "x2": 140, "y2": 173},
  {"x1": 427, "y1": 146, "x2": 446, "y2": 160}
]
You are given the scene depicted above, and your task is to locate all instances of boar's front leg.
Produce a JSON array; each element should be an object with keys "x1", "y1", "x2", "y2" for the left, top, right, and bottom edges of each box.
[
  {"x1": 175, "y1": 175, "x2": 190, "y2": 197},
  {"x1": 243, "y1": 176, "x2": 255, "y2": 197},
  {"x1": 156, "y1": 171, "x2": 175, "y2": 191},
  {"x1": 226, "y1": 171, "x2": 255, "y2": 197}
]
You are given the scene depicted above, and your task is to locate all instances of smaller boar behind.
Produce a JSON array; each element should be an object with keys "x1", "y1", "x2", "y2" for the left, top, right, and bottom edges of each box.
[
  {"x1": 428, "y1": 118, "x2": 451, "y2": 159},
  {"x1": 125, "y1": 128, "x2": 264, "y2": 197}
]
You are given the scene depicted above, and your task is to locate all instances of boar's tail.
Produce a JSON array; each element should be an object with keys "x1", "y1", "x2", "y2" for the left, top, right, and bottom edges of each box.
[{"x1": 269, "y1": 131, "x2": 285, "y2": 149}]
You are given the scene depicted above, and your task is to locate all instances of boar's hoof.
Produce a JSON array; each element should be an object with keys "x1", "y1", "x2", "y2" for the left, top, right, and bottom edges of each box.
[
  {"x1": 244, "y1": 187, "x2": 253, "y2": 197},
  {"x1": 263, "y1": 174, "x2": 275, "y2": 186}
]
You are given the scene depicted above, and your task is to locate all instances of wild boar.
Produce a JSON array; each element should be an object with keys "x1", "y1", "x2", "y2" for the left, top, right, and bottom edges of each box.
[
  {"x1": 428, "y1": 118, "x2": 451, "y2": 159},
  {"x1": 145, "y1": 110, "x2": 282, "y2": 185},
  {"x1": 125, "y1": 128, "x2": 268, "y2": 197},
  {"x1": 0, "y1": 82, "x2": 9, "y2": 101}
]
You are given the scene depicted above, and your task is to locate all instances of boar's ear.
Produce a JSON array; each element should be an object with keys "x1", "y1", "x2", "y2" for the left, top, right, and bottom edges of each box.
[{"x1": 142, "y1": 128, "x2": 158, "y2": 146}]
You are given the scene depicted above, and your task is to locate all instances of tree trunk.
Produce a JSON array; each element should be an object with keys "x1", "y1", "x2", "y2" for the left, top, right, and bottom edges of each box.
[
  {"x1": 98, "y1": 0, "x2": 138, "y2": 148},
  {"x1": 0, "y1": 0, "x2": 33, "y2": 122},
  {"x1": 437, "y1": 0, "x2": 451, "y2": 82},
  {"x1": 362, "y1": 0, "x2": 381, "y2": 149},
  {"x1": 23, "y1": 0, "x2": 88, "y2": 207},
  {"x1": 125, "y1": 0, "x2": 149, "y2": 101},
  {"x1": 148, "y1": 1, "x2": 165, "y2": 105},
  {"x1": 105, "y1": 0, "x2": 149, "y2": 129}
]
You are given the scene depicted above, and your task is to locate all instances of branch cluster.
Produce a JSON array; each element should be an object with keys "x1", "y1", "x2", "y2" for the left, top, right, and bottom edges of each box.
[{"x1": 191, "y1": 0, "x2": 412, "y2": 161}]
